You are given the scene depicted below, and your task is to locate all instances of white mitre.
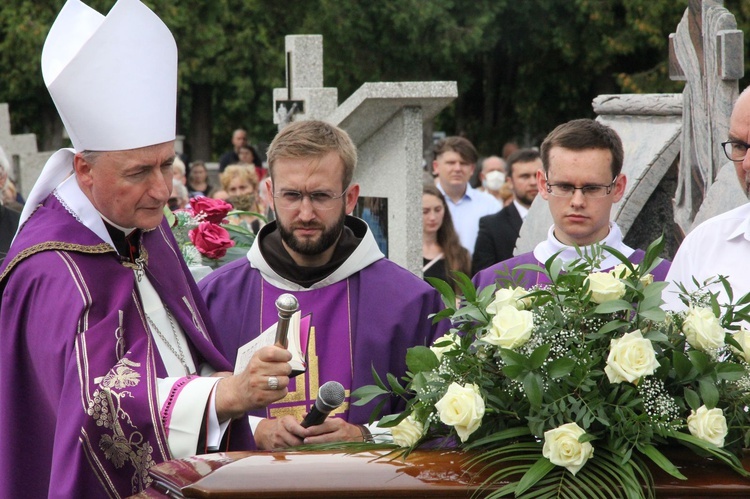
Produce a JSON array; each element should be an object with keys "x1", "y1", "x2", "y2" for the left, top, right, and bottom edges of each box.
[{"x1": 19, "y1": 0, "x2": 178, "y2": 229}]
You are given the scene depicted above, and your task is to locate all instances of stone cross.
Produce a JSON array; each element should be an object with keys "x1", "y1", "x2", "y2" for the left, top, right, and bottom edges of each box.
[{"x1": 669, "y1": 0, "x2": 743, "y2": 233}]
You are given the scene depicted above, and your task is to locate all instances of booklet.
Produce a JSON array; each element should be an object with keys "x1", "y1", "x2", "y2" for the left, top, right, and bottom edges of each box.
[{"x1": 234, "y1": 311, "x2": 312, "y2": 378}]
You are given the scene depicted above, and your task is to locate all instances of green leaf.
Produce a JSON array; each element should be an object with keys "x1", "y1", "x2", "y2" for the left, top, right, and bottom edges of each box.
[
  {"x1": 698, "y1": 378, "x2": 719, "y2": 408},
  {"x1": 594, "y1": 300, "x2": 634, "y2": 314},
  {"x1": 638, "y1": 444, "x2": 686, "y2": 480},
  {"x1": 524, "y1": 372, "x2": 544, "y2": 408},
  {"x1": 386, "y1": 373, "x2": 406, "y2": 396},
  {"x1": 687, "y1": 350, "x2": 710, "y2": 373},
  {"x1": 351, "y1": 385, "x2": 389, "y2": 406},
  {"x1": 638, "y1": 308, "x2": 667, "y2": 322},
  {"x1": 673, "y1": 351, "x2": 694, "y2": 379},
  {"x1": 598, "y1": 319, "x2": 630, "y2": 335},
  {"x1": 502, "y1": 365, "x2": 525, "y2": 378},
  {"x1": 453, "y1": 272, "x2": 477, "y2": 302},
  {"x1": 683, "y1": 388, "x2": 700, "y2": 410},
  {"x1": 405, "y1": 346, "x2": 439, "y2": 373},
  {"x1": 529, "y1": 343, "x2": 551, "y2": 370},
  {"x1": 425, "y1": 276, "x2": 456, "y2": 308},
  {"x1": 514, "y1": 456, "x2": 555, "y2": 496},
  {"x1": 547, "y1": 358, "x2": 576, "y2": 379}
]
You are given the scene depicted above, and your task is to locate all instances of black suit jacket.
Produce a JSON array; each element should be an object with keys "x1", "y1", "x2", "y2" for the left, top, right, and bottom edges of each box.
[{"x1": 472, "y1": 202, "x2": 523, "y2": 275}]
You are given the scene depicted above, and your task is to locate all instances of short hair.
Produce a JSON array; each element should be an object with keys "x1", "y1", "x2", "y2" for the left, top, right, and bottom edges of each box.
[
  {"x1": 433, "y1": 136, "x2": 478, "y2": 165},
  {"x1": 540, "y1": 119, "x2": 624, "y2": 177},
  {"x1": 172, "y1": 156, "x2": 186, "y2": 176},
  {"x1": 171, "y1": 178, "x2": 188, "y2": 200},
  {"x1": 220, "y1": 164, "x2": 259, "y2": 192},
  {"x1": 266, "y1": 121, "x2": 357, "y2": 188},
  {"x1": 507, "y1": 149, "x2": 541, "y2": 177}
]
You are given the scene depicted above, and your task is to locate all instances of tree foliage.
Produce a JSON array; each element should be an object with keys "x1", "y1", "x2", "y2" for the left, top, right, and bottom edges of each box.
[{"x1": 0, "y1": 0, "x2": 747, "y2": 159}]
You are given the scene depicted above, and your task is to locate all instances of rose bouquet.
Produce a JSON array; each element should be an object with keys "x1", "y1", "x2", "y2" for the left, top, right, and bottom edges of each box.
[
  {"x1": 166, "y1": 197, "x2": 259, "y2": 268},
  {"x1": 353, "y1": 239, "x2": 750, "y2": 498}
]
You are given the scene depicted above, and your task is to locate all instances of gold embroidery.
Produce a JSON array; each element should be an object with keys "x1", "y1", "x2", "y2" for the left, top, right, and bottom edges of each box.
[
  {"x1": 269, "y1": 327, "x2": 350, "y2": 421},
  {"x1": 86, "y1": 357, "x2": 156, "y2": 493},
  {"x1": 0, "y1": 242, "x2": 113, "y2": 282}
]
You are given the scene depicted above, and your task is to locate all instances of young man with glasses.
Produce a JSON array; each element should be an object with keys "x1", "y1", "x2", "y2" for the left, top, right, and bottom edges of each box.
[
  {"x1": 474, "y1": 119, "x2": 671, "y2": 290},
  {"x1": 199, "y1": 120, "x2": 444, "y2": 450},
  {"x1": 663, "y1": 87, "x2": 750, "y2": 309}
]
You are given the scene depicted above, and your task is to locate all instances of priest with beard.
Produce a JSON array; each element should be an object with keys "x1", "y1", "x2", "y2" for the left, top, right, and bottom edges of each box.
[{"x1": 199, "y1": 120, "x2": 445, "y2": 449}]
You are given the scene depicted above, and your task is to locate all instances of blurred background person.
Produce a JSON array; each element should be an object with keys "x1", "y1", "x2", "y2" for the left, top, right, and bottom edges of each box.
[
  {"x1": 477, "y1": 155, "x2": 513, "y2": 206},
  {"x1": 220, "y1": 164, "x2": 265, "y2": 233},
  {"x1": 172, "y1": 156, "x2": 187, "y2": 186},
  {"x1": 187, "y1": 159, "x2": 212, "y2": 198},
  {"x1": 169, "y1": 178, "x2": 190, "y2": 211},
  {"x1": 422, "y1": 184, "x2": 470, "y2": 291},
  {"x1": 0, "y1": 147, "x2": 20, "y2": 264},
  {"x1": 238, "y1": 143, "x2": 266, "y2": 181}
]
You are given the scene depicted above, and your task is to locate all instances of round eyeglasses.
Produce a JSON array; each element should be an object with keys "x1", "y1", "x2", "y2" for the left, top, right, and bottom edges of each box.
[
  {"x1": 272, "y1": 188, "x2": 348, "y2": 211},
  {"x1": 544, "y1": 175, "x2": 617, "y2": 198}
]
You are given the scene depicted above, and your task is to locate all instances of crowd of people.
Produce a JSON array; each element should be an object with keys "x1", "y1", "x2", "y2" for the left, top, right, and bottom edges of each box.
[{"x1": 2, "y1": 0, "x2": 750, "y2": 497}]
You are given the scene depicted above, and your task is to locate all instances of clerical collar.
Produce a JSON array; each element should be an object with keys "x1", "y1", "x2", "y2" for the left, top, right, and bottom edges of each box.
[
  {"x1": 259, "y1": 219, "x2": 363, "y2": 288},
  {"x1": 533, "y1": 222, "x2": 634, "y2": 270},
  {"x1": 102, "y1": 218, "x2": 141, "y2": 262}
]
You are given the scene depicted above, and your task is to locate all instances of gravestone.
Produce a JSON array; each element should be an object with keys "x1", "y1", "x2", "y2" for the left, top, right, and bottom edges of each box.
[
  {"x1": 273, "y1": 35, "x2": 457, "y2": 275},
  {"x1": 669, "y1": 0, "x2": 744, "y2": 232},
  {"x1": 0, "y1": 103, "x2": 52, "y2": 198}
]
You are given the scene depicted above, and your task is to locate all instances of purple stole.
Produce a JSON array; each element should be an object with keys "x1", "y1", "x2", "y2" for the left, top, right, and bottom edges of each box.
[{"x1": 259, "y1": 279, "x2": 353, "y2": 422}]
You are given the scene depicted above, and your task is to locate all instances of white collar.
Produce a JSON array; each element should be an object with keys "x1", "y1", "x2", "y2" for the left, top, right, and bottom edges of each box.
[
  {"x1": 533, "y1": 222, "x2": 635, "y2": 270},
  {"x1": 54, "y1": 174, "x2": 116, "y2": 249}
]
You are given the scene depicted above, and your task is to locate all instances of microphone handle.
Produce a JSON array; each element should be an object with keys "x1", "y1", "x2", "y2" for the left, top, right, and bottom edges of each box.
[{"x1": 300, "y1": 406, "x2": 329, "y2": 428}]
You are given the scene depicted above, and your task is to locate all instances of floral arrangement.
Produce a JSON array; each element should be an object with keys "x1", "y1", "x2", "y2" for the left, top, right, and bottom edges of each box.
[
  {"x1": 166, "y1": 197, "x2": 258, "y2": 268},
  {"x1": 354, "y1": 239, "x2": 750, "y2": 498}
]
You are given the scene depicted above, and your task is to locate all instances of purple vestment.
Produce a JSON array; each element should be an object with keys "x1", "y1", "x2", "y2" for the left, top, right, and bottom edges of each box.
[
  {"x1": 472, "y1": 249, "x2": 672, "y2": 290},
  {"x1": 0, "y1": 194, "x2": 250, "y2": 498},
  {"x1": 199, "y1": 237, "x2": 445, "y2": 428}
]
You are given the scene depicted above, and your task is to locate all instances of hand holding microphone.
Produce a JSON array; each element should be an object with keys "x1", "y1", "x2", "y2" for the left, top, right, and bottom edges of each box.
[{"x1": 301, "y1": 381, "x2": 346, "y2": 428}]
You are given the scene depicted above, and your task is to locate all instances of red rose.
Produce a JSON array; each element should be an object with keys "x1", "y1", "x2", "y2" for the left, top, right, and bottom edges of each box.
[
  {"x1": 189, "y1": 222, "x2": 235, "y2": 259},
  {"x1": 190, "y1": 197, "x2": 232, "y2": 224}
]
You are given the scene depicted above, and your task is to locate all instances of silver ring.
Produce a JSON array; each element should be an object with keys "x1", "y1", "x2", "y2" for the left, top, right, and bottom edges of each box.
[{"x1": 267, "y1": 376, "x2": 279, "y2": 390}]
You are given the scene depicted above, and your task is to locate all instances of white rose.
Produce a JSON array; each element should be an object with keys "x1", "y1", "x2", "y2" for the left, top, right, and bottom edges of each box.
[
  {"x1": 639, "y1": 273, "x2": 654, "y2": 287},
  {"x1": 434, "y1": 382, "x2": 485, "y2": 443},
  {"x1": 604, "y1": 330, "x2": 659, "y2": 384},
  {"x1": 610, "y1": 264, "x2": 632, "y2": 279},
  {"x1": 487, "y1": 286, "x2": 530, "y2": 314},
  {"x1": 391, "y1": 414, "x2": 424, "y2": 448},
  {"x1": 430, "y1": 332, "x2": 460, "y2": 362},
  {"x1": 687, "y1": 405, "x2": 727, "y2": 447},
  {"x1": 585, "y1": 272, "x2": 626, "y2": 304},
  {"x1": 731, "y1": 328, "x2": 750, "y2": 363},
  {"x1": 682, "y1": 307, "x2": 726, "y2": 352},
  {"x1": 542, "y1": 422, "x2": 594, "y2": 475},
  {"x1": 485, "y1": 305, "x2": 534, "y2": 350}
]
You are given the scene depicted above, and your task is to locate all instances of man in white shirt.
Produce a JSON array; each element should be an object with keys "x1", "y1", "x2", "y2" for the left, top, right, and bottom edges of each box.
[{"x1": 433, "y1": 136, "x2": 502, "y2": 254}]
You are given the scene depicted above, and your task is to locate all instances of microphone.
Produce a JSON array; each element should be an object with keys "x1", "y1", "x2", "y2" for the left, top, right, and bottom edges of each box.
[
  {"x1": 300, "y1": 381, "x2": 346, "y2": 428},
  {"x1": 274, "y1": 293, "x2": 299, "y2": 348}
]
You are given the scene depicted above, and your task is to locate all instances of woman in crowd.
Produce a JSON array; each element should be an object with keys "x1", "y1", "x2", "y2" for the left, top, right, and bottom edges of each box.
[
  {"x1": 187, "y1": 160, "x2": 212, "y2": 198},
  {"x1": 219, "y1": 164, "x2": 265, "y2": 233},
  {"x1": 422, "y1": 184, "x2": 470, "y2": 291}
]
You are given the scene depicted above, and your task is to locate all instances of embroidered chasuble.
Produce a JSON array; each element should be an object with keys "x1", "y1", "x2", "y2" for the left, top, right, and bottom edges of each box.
[
  {"x1": 200, "y1": 216, "x2": 447, "y2": 439},
  {"x1": 0, "y1": 181, "x2": 251, "y2": 498}
]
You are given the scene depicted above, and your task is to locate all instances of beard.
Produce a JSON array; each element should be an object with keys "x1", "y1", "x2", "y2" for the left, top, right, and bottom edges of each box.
[{"x1": 277, "y1": 208, "x2": 346, "y2": 257}]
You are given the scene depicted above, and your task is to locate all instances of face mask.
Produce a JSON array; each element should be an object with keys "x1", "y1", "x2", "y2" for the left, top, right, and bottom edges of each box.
[
  {"x1": 227, "y1": 193, "x2": 256, "y2": 211},
  {"x1": 483, "y1": 170, "x2": 506, "y2": 191}
]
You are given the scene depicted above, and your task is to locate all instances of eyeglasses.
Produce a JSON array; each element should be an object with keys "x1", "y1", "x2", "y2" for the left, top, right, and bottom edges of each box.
[
  {"x1": 721, "y1": 140, "x2": 750, "y2": 162},
  {"x1": 544, "y1": 175, "x2": 617, "y2": 198},
  {"x1": 272, "y1": 188, "x2": 348, "y2": 211}
]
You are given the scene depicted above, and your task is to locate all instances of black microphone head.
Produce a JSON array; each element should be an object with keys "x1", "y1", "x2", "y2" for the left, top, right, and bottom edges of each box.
[{"x1": 316, "y1": 381, "x2": 345, "y2": 412}]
